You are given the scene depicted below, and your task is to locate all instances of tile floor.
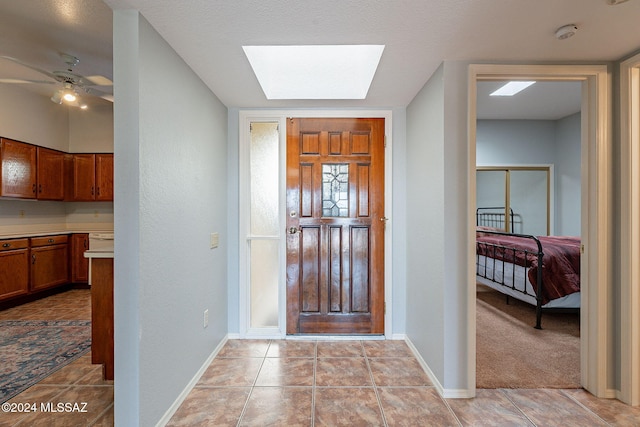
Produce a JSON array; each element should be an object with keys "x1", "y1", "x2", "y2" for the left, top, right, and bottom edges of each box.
[
  {"x1": 168, "y1": 339, "x2": 640, "y2": 426},
  {"x1": 0, "y1": 289, "x2": 114, "y2": 427},
  {"x1": 3, "y1": 290, "x2": 640, "y2": 426}
]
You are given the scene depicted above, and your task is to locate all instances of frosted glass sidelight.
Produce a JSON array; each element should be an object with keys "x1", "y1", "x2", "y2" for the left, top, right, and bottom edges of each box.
[
  {"x1": 250, "y1": 239, "x2": 279, "y2": 328},
  {"x1": 322, "y1": 164, "x2": 349, "y2": 217},
  {"x1": 250, "y1": 122, "x2": 279, "y2": 235}
]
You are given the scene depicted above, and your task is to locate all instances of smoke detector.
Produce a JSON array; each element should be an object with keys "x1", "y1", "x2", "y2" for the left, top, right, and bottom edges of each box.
[{"x1": 555, "y1": 24, "x2": 578, "y2": 40}]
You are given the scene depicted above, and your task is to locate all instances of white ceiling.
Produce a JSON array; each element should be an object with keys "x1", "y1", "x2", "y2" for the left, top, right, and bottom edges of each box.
[{"x1": 1, "y1": 0, "x2": 639, "y2": 117}]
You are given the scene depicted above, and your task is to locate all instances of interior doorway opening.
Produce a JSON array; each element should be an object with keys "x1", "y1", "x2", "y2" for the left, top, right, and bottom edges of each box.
[
  {"x1": 467, "y1": 64, "x2": 612, "y2": 399},
  {"x1": 474, "y1": 81, "x2": 581, "y2": 387}
]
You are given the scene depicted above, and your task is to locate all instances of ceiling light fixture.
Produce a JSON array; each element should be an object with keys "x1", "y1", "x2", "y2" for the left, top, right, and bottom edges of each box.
[
  {"x1": 50, "y1": 90, "x2": 63, "y2": 104},
  {"x1": 555, "y1": 24, "x2": 578, "y2": 40},
  {"x1": 243, "y1": 45, "x2": 385, "y2": 99},
  {"x1": 61, "y1": 83, "x2": 77, "y2": 102},
  {"x1": 490, "y1": 81, "x2": 536, "y2": 97},
  {"x1": 50, "y1": 84, "x2": 87, "y2": 109}
]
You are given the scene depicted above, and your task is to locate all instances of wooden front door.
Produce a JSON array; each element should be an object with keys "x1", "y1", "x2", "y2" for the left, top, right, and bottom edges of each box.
[{"x1": 286, "y1": 118, "x2": 385, "y2": 334}]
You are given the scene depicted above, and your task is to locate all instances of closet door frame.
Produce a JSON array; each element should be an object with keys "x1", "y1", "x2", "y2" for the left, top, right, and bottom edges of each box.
[{"x1": 476, "y1": 165, "x2": 552, "y2": 235}]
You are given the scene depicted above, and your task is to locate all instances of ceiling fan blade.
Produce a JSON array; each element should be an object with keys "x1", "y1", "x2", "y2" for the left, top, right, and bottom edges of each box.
[
  {"x1": 0, "y1": 78, "x2": 56, "y2": 84},
  {"x1": 0, "y1": 55, "x2": 57, "y2": 81},
  {"x1": 84, "y1": 75, "x2": 113, "y2": 86},
  {"x1": 83, "y1": 86, "x2": 114, "y2": 102}
]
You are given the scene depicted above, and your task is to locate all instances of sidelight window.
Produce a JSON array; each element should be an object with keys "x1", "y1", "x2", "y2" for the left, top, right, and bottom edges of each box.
[{"x1": 248, "y1": 122, "x2": 279, "y2": 329}]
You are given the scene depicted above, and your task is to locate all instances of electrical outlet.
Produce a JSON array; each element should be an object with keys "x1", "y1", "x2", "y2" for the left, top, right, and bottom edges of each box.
[
  {"x1": 94, "y1": 210, "x2": 99, "y2": 218},
  {"x1": 203, "y1": 309, "x2": 209, "y2": 328},
  {"x1": 210, "y1": 232, "x2": 219, "y2": 249},
  {"x1": 19, "y1": 210, "x2": 25, "y2": 218}
]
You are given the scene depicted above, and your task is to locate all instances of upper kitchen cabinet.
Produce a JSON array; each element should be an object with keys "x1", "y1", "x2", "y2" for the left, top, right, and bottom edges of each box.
[
  {"x1": 0, "y1": 139, "x2": 66, "y2": 200},
  {"x1": 36, "y1": 147, "x2": 65, "y2": 200},
  {"x1": 69, "y1": 153, "x2": 113, "y2": 201},
  {"x1": 0, "y1": 138, "x2": 37, "y2": 198},
  {"x1": 95, "y1": 154, "x2": 114, "y2": 201}
]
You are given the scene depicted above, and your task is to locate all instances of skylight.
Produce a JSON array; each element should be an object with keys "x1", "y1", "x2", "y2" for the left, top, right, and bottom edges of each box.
[
  {"x1": 490, "y1": 81, "x2": 536, "y2": 97},
  {"x1": 242, "y1": 45, "x2": 385, "y2": 100}
]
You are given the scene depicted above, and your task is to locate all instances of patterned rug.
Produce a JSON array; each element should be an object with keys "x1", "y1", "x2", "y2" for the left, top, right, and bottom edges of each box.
[{"x1": 0, "y1": 320, "x2": 91, "y2": 403}]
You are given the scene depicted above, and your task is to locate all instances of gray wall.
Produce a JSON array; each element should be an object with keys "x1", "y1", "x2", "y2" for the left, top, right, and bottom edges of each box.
[
  {"x1": 113, "y1": 11, "x2": 229, "y2": 426},
  {"x1": 555, "y1": 113, "x2": 581, "y2": 236},
  {"x1": 476, "y1": 114, "x2": 581, "y2": 235},
  {"x1": 405, "y1": 61, "x2": 471, "y2": 392}
]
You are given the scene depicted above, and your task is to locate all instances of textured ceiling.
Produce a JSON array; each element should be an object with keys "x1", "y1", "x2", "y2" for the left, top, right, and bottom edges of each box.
[{"x1": 1, "y1": 0, "x2": 639, "y2": 115}]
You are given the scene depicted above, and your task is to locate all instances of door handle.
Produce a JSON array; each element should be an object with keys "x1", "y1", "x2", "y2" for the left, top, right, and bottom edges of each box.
[{"x1": 288, "y1": 227, "x2": 301, "y2": 234}]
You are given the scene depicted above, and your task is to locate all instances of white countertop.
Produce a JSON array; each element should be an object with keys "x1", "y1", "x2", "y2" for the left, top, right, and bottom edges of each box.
[
  {"x1": 0, "y1": 230, "x2": 114, "y2": 240},
  {"x1": 84, "y1": 250, "x2": 114, "y2": 259}
]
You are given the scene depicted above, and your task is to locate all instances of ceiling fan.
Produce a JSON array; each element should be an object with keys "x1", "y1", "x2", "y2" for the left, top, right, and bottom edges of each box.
[{"x1": 0, "y1": 53, "x2": 113, "y2": 108}]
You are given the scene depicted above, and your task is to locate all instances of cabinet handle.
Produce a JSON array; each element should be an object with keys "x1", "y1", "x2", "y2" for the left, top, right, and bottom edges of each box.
[
  {"x1": 96, "y1": 187, "x2": 100, "y2": 196},
  {"x1": 2, "y1": 243, "x2": 10, "y2": 248},
  {"x1": 32, "y1": 254, "x2": 36, "y2": 264},
  {"x1": 91, "y1": 186, "x2": 95, "y2": 196},
  {"x1": 47, "y1": 238, "x2": 54, "y2": 243},
  {"x1": 32, "y1": 183, "x2": 36, "y2": 194}
]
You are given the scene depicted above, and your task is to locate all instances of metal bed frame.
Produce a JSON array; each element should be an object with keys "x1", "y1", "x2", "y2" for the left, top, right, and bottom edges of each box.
[
  {"x1": 476, "y1": 207, "x2": 547, "y2": 328},
  {"x1": 476, "y1": 206, "x2": 515, "y2": 232},
  {"x1": 476, "y1": 229, "x2": 544, "y2": 329}
]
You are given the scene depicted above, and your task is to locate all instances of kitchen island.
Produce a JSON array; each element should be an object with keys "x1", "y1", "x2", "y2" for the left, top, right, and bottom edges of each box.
[{"x1": 84, "y1": 250, "x2": 114, "y2": 380}]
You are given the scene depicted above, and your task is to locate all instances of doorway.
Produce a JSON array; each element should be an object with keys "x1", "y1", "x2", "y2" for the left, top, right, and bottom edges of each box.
[
  {"x1": 474, "y1": 83, "x2": 581, "y2": 388},
  {"x1": 468, "y1": 64, "x2": 612, "y2": 398},
  {"x1": 238, "y1": 111, "x2": 393, "y2": 339},
  {"x1": 285, "y1": 118, "x2": 385, "y2": 335}
]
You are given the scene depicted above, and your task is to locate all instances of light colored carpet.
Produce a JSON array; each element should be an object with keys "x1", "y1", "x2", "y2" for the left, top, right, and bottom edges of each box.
[{"x1": 476, "y1": 285, "x2": 580, "y2": 389}]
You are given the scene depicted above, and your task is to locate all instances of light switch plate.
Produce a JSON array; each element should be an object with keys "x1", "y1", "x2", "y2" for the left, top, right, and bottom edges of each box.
[{"x1": 210, "y1": 232, "x2": 219, "y2": 249}]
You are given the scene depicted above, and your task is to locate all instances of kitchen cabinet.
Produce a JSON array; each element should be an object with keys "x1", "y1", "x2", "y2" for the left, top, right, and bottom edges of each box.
[
  {"x1": 0, "y1": 238, "x2": 30, "y2": 302},
  {"x1": 71, "y1": 233, "x2": 89, "y2": 283},
  {"x1": 0, "y1": 138, "x2": 37, "y2": 198},
  {"x1": 95, "y1": 154, "x2": 113, "y2": 201},
  {"x1": 30, "y1": 235, "x2": 69, "y2": 292},
  {"x1": 36, "y1": 147, "x2": 65, "y2": 200},
  {"x1": 88, "y1": 256, "x2": 114, "y2": 380},
  {"x1": 70, "y1": 153, "x2": 113, "y2": 201}
]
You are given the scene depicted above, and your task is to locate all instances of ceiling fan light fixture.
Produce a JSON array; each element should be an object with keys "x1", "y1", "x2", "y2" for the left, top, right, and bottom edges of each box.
[
  {"x1": 50, "y1": 90, "x2": 63, "y2": 104},
  {"x1": 62, "y1": 91, "x2": 77, "y2": 102}
]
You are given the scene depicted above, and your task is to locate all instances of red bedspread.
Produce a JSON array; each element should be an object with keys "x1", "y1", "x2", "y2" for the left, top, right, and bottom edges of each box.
[{"x1": 476, "y1": 234, "x2": 581, "y2": 304}]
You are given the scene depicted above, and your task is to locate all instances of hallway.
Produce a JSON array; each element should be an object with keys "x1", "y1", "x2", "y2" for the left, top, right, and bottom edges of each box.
[
  {"x1": 167, "y1": 339, "x2": 640, "y2": 426},
  {"x1": 2, "y1": 291, "x2": 640, "y2": 426}
]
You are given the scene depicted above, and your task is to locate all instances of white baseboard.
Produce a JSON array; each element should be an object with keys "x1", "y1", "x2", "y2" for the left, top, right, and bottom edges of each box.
[
  {"x1": 404, "y1": 336, "x2": 475, "y2": 399},
  {"x1": 155, "y1": 335, "x2": 229, "y2": 427}
]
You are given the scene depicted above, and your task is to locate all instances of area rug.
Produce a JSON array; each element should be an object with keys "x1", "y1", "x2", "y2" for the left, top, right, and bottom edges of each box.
[
  {"x1": 476, "y1": 285, "x2": 580, "y2": 389},
  {"x1": 0, "y1": 320, "x2": 91, "y2": 403}
]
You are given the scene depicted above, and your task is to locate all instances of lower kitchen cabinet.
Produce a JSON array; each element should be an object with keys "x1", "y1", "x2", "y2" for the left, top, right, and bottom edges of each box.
[
  {"x1": 30, "y1": 235, "x2": 69, "y2": 292},
  {"x1": 0, "y1": 238, "x2": 30, "y2": 302},
  {"x1": 71, "y1": 233, "x2": 89, "y2": 283}
]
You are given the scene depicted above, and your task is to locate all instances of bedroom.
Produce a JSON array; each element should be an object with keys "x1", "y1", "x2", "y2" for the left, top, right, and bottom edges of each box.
[{"x1": 475, "y1": 79, "x2": 582, "y2": 388}]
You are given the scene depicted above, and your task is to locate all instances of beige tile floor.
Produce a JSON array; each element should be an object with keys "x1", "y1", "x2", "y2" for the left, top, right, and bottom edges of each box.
[
  {"x1": 0, "y1": 289, "x2": 114, "y2": 427},
  {"x1": 3, "y1": 290, "x2": 640, "y2": 426},
  {"x1": 168, "y1": 339, "x2": 640, "y2": 426}
]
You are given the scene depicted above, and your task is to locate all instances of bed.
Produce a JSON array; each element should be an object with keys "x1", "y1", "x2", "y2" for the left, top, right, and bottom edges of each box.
[{"x1": 476, "y1": 207, "x2": 581, "y2": 329}]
